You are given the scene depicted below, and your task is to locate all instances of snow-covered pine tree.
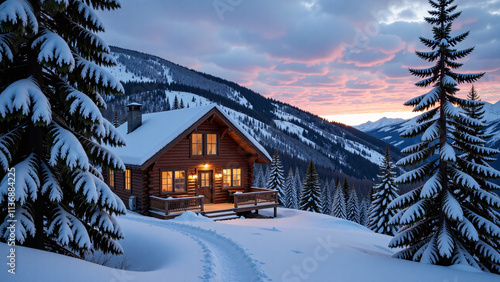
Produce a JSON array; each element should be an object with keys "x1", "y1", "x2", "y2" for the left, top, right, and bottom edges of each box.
[
  {"x1": 283, "y1": 167, "x2": 296, "y2": 209},
  {"x1": 455, "y1": 86, "x2": 489, "y2": 154},
  {"x1": 294, "y1": 167, "x2": 302, "y2": 201},
  {"x1": 180, "y1": 98, "x2": 185, "y2": 109},
  {"x1": 0, "y1": 0, "x2": 126, "y2": 257},
  {"x1": 299, "y1": 160, "x2": 322, "y2": 213},
  {"x1": 165, "y1": 97, "x2": 171, "y2": 111},
  {"x1": 331, "y1": 184, "x2": 346, "y2": 219},
  {"x1": 342, "y1": 177, "x2": 350, "y2": 205},
  {"x1": 263, "y1": 165, "x2": 270, "y2": 188},
  {"x1": 388, "y1": 0, "x2": 500, "y2": 272},
  {"x1": 113, "y1": 109, "x2": 120, "y2": 128},
  {"x1": 266, "y1": 150, "x2": 285, "y2": 206},
  {"x1": 173, "y1": 95, "x2": 179, "y2": 110},
  {"x1": 290, "y1": 170, "x2": 299, "y2": 210},
  {"x1": 322, "y1": 180, "x2": 332, "y2": 215},
  {"x1": 347, "y1": 187, "x2": 360, "y2": 223},
  {"x1": 359, "y1": 198, "x2": 369, "y2": 226},
  {"x1": 254, "y1": 164, "x2": 263, "y2": 188},
  {"x1": 369, "y1": 147, "x2": 399, "y2": 235}
]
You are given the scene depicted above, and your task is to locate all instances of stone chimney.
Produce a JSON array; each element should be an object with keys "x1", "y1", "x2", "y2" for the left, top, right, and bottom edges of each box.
[{"x1": 126, "y1": 103, "x2": 143, "y2": 133}]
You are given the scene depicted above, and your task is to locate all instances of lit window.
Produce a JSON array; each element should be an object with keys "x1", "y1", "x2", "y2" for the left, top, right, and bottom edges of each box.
[
  {"x1": 223, "y1": 168, "x2": 242, "y2": 188},
  {"x1": 200, "y1": 172, "x2": 210, "y2": 187},
  {"x1": 125, "y1": 169, "x2": 131, "y2": 191},
  {"x1": 207, "y1": 134, "x2": 218, "y2": 155},
  {"x1": 161, "y1": 171, "x2": 173, "y2": 193},
  {"x1": 192, "y1": 133, "x2": 203, "y2": 156},
  {"x1": 232, "y1": 168, "x2": 241, "y2": 187},
  {"x1": 161, "y1": 170, "x2": 186, "y2": 193},
  {"x1": 109, "y1": 170, "x2": 115, "y2": 188},
  {"x1": 175, "y1": 171, "x2": 186, "y2": 191},
  {"x1": 223, "y1": 169, "x2": 232, "y2": 188}
]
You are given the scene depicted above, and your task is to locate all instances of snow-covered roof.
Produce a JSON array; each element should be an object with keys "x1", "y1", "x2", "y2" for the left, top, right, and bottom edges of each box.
[
  {"x1": 107, "y1": 105, "x2": 271, "y2": 166},
  {"x1": 126, "y1": 102, "x2": 143, "y2": 107}
]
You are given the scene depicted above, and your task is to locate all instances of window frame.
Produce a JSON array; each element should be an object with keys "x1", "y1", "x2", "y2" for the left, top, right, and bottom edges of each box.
[
  {"x1": 160, "y1": 169, "x2": 187, "y2": 194},
  {"x1": 109, "y1": 170, "x2": 115, "y2": 189},
  {"x1": 223, "y1": 168, "x2": 232, "y2": 188},
  {"x1": 222, "y1": 168, "x2": 243, "y2": 189},
  {"x1": 191, "y1": 133, "x2": 204, "y2": 156},
  {"x1": 161, "y1": 171, "x2": 173, "y2": 194},
  {"x1": 190, "y1": 132, "x2": 219, "y2": 157},
  {"x1": 232, "y1": 168, "x2": 241, "y2": 187},
  {"x1": 125, "y1": 169, "x2": 131, "y2": 192},
  {"x1": 206, "y1": 133, "x2": 218, "y2": 156}
]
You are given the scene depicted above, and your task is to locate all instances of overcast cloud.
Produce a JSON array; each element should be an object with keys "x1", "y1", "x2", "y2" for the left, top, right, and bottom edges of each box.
[{"x1": 97, "y1": 0, "x2": 500, "y2": 117}]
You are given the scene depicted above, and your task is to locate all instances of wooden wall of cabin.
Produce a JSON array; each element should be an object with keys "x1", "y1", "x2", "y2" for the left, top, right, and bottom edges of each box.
[
  {"x1": 149, "y1": 119, "x2": 254, "y2": 204},
  {"x1": 103, "y1": 167, "x2": 149, "y2": 214}
]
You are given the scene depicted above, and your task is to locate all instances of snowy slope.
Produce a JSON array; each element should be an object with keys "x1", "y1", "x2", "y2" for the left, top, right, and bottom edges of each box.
[
  {"x1": 2, "y1": 209, "x2": 497, "y2": 282},
  {"x1": 354, "y1": 117, "x2": 405, "y2": 132}
]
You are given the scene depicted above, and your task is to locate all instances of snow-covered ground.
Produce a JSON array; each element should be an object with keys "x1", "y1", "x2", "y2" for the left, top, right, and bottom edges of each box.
[{"x1": 2, "y1": 209, "x2": 498, "y2": 281}]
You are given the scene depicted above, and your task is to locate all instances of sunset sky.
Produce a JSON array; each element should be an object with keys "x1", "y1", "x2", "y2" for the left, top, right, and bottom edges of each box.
[{"x1": 98, "y1": 0, "x2": 500, "y2": 125}]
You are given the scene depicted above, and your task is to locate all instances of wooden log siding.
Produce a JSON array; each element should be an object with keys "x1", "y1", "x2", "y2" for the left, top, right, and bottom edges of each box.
[
  {"x1": 149, "y1": 118, "x2": 254, "y2": 204},
  {"x1": 103, "y1": 167, "x2": 148, "y2": 213}
]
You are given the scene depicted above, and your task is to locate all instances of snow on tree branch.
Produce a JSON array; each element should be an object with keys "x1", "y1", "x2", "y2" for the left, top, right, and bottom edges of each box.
[
  {"x1": 94, "y1": 118, "x2": 126, "y2": 146},
  {"x1": 32, "y1": 28, "x2": 75, "y2": 71},
  {"x1": 442, "y1": 191, "x2": 463, "y2": 221},
  {"x1": 47, "y1": 206, "x2": 92, "y2": 251},
  {"x1": 71, "y1": 0, "x2": 104, "y2": 31},
  {"x1": 94, "y1": 175, "x2": 126, "y2": 214},
  {"x1": 73, "y1": 169, "x2": 98, "y2": 203},
  {"x1": 49, "y1": 122, "x2": 90, "y2": 170},
  {"x1": 0, "y1": 153, "x2": 39, "y2": 205},
  {"x1": 65, "y1": 85, "x2": 104, "y2": 123},
  {"x1": 88, "y1": 141, "x2": 125, "y2": 171},
  {"x1": 0, "y1": 77, "x2": 52, "y2": 124},
  {"x1": 0, "y1": 125, "x2": 23, "y2": 171},
  {"x1": 413, "y1": 87, "x2": 440, "y2": 111},
  {"x1": 40, "y1": 162, "x2": 63, "y2": 203},
  {"x1": 0, "y1": 0, "x2": 38, "y2": 33},
  {"x1": 75, "y1": 55, "x2": 124, "y2": 94},
  {"x1": 0, "y1": 33, "x2": 14, "y2": 62},
  {"x1": 0, "y1": 206, "x2": 35, "y2": 244}
]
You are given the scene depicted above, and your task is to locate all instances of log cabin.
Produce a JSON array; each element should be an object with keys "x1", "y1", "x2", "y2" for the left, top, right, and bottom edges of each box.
[{"x1": 103, "y1": 103, "x2": 276, "y2": 220}]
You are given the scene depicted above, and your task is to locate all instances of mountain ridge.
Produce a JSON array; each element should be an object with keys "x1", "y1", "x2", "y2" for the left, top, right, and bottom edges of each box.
[{"x1": 357, "y1": 101, "x2": 500, "y2": 172}]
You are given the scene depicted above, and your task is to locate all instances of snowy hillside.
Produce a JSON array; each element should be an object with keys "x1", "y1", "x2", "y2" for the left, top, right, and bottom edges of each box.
[
  {"x1": 354, "y1": 117, "x2": 405, "y2": 132},
  {"x1": 2, "y1": 209, "x2": 497, "y2": 282},
  {"x1": 100, "y1": 46, "x2": 401, "y2": 182}
]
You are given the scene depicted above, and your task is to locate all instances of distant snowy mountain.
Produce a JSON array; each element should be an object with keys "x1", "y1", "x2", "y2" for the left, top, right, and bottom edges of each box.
[
  {"x1": 101, "y1": 46, "x2": 402, "y2": 183},
  {"x1": 358, "y1": 100, "x2": 500, "y2": 170},
  {"x1": 354, "y1": 117, "x2": 405, "y2": 132}
]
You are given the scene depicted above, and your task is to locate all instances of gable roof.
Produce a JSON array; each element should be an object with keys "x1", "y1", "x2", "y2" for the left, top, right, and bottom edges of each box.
[{"x1": 107, "y1": 104, "x2": 271, "y2": 168}]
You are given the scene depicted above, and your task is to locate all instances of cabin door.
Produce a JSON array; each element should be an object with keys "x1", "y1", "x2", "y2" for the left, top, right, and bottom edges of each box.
[{"x1": 198, "y1": 171, "x2": 213, "y2": 203}]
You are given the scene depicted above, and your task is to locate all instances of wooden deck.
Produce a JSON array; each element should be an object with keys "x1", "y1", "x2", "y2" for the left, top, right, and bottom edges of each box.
[{"x1": 149, "y1": 188, "x2": 278, "y2": 221}]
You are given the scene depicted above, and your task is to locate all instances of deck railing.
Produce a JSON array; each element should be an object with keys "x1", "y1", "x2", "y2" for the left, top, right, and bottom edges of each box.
[
  {"x1": 150, "y1": 195, "x2": 204, "y2": 215},
  {"x1": 234, "y1": 188, "x2": 278, "y2": 208}
]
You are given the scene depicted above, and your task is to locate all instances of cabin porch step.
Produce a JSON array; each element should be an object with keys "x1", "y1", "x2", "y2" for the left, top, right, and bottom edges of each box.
[
  {"x1": 212, "y1": 214, "x2": 240, "y2": 221},
  {"x1": 204, "y1": 211, "x2": 236, "y2": 217},
  {"x1": 202, "y1": 210, "x2": 239, "y2": 221}
]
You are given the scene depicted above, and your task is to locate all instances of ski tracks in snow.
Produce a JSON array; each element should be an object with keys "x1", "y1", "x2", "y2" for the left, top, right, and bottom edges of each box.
[{"x1": 124, "y1": 216, "x2": 268, "y2": 282}]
